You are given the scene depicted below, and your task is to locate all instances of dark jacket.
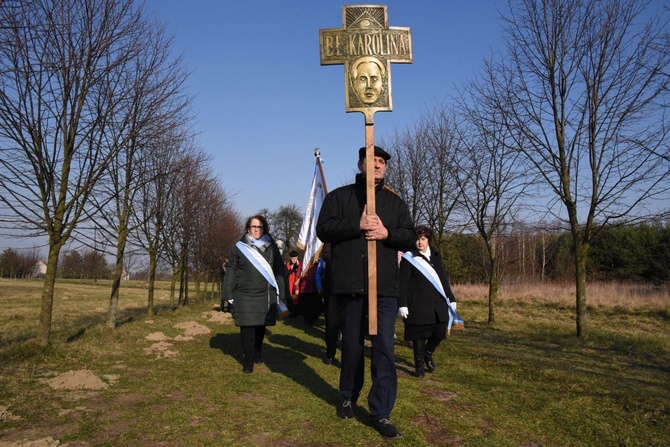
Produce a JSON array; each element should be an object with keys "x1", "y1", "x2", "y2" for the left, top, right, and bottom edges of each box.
[
  {"x1": 398, "y1": 247, "x2": 455, "y2": 325},
  {"x1": 316, "y1": 174, "x2": 416, "y2": 297},
  {"x1": 223, "y1": 233, "x2": 287, "y2": 327}
]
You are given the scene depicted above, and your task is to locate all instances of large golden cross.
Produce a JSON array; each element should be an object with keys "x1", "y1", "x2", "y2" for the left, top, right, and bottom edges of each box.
[
  {"x1": 320, "y1": 5, "x2": 412, "y2": 124},
  {"x1": 319, "y1": 5, "x2": 412, "y2": 334}
]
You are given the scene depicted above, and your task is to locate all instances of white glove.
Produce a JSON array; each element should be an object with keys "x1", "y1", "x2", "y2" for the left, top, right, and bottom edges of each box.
[
  {"x1": 228, "y1": 299, "x2": 234, "y2": 304},
  {"x1": 398, "y1": 307, "x2": 409, "y2": 318},
  {"x1": 451, "y1": 302, "x2": 457, "y2": 311}
]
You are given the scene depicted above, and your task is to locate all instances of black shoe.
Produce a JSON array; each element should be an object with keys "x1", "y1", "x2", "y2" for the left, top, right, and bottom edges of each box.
[
  {"x1": 425, "y1": 351, "x2": 435, "y2": 372},
  {"x1": 242, "y1": 362, "x2": 253, "y2": 373},
  {"x1": 371, "y1": 418, "x2": 402, "y2": 439},
  {"x1": 336, "y1": 400, "x2": 354, "y2": 419},
  {"x1": 414, "y1": 350, "x2": 425, "y2": 377},
  {"x1": 254, "y1": 353, "x2": 264, "y2": 364},
  {"x1": 322, "y1": 356, "x2": 333, "y2": 365}
]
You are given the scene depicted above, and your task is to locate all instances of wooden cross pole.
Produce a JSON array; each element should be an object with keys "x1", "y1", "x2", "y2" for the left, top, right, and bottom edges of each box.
[{"x1": 319, "y1": 5, "x2": 412, "y2": 334}]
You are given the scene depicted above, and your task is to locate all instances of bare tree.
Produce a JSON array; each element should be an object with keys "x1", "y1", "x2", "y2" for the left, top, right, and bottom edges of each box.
[
  {"x1": 0, "y1": 247, "x2": 40, "y2": 278},
  {"x1": 162, "y1": 149, "x2": 221, "y2": 307},
  {"x1": 0, "y1": 0, "x2": 161, "y2": 345},
  {"x1": 189, "y1": 174, "x2": 240, "y2": 303},
  {"x1": 87, "y1": 17, "x2": 192, "y2": 328},
  {"x1": 419, "y1": 106, "x2": 467, "y2": 242},
  {"x1": 131, "y1": 129, "x2": 189, "y2": 315},
  {"x1": 272, "y1": 204, "x2": 303, "y2": 251},
  {"x1": 384, "y1": 125, "x2": 428, "y2": 224},
  {"x1": 488, "y1": 0, "x2": 670, "y2": 338},
  {"x1": 454, "y1": 88, "x2": 534, "y2": 322},
  {"x1": 257, "y1": 208, "x2": 272, "y2": 221},
  {"x1": 385, "y1": 104, "x2": 465, "y2": 245}
]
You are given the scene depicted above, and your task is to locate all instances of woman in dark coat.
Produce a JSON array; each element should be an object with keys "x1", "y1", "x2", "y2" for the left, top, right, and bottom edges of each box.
[
  {"x1": 223, "y1": 214, "x2": 287, "y2": 373},
  {"x1": 398, "y1": 225, "x2": 457, "y2": 377}
]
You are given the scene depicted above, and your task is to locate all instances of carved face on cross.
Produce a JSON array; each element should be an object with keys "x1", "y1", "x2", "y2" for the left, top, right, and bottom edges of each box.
[
  {"x1": 319, "y1": 5, "x2": 413, "y2": 124},
  {"x1": 349, "y1": 56, "x2": 386, "y2": 105}
]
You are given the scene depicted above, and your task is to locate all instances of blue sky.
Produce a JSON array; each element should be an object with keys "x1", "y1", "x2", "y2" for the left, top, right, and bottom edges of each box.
[
  {"x1": 2, "y1": 1, "x2": 509, "y2": 253},
  {"x1": 143, "y1": 0, "x2": 506, "y2": 218}
]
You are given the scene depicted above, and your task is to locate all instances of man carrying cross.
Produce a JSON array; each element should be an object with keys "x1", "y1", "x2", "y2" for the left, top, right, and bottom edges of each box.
[
  {"x1": 318, "y1": 5, "x2": 414, "y2": 439},
  {"x1": 316, "y1": 146, "x2": 416, "y2": 439}
]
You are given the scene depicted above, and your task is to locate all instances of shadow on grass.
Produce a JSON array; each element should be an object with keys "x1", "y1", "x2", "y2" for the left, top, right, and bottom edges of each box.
[
  {"x1": 268, "y1": 332, "x2": 375, "y2": 421},
  {"x1": 62, "y1": 303, "x2": 175, "y2": 342},
  {"x1": 209, "y1": 330, "x2": 342, "y2": 408},
  {"x1": 269, "y1": 332, "x2": 342, "y2": 406},
  {"x1": 454, "y1": 320, "x2": 670, "y2": 405},
  {"x1": 208, "y1": 332, "x2": 242, "y2": 367},
  {"x1": 0, "y1": 303, "x2": 175, "y2": 348}
]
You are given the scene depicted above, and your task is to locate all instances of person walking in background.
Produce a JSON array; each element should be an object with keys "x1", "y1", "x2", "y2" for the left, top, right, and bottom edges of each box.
[
  {"x1": 317, "y1": 146, "x2": 416, "y2": 440},
  {"x1": 285, "y1": 250, "x2": 302, "y2": 318},
  {"x1": 317, "y1": 246, "x2": 339, "y2": 365},
  {"x1": 223, "y1": 215, "x2": 287, "y2": 373},
  {"x1": 398, "y1": 225, "x2": 458, "y2": 378},
  {"x1": 299, "y1": 254, "x2": 323, "y2": 328}
]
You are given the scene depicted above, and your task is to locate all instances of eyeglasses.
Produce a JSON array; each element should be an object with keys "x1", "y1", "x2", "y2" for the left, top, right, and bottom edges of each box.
[{"x1": 249, "y1": 225, "x2": 263, "y2": 229}]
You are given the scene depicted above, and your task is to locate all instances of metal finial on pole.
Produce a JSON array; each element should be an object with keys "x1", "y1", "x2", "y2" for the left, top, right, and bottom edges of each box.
[{"x1": 314, "y1": 147, "x2": 320, "y2": 157}]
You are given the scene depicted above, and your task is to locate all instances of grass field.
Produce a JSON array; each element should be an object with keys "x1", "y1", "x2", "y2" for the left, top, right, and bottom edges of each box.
[{"x1": 0, "y1": 278, "x2": 668, "y2": 446}]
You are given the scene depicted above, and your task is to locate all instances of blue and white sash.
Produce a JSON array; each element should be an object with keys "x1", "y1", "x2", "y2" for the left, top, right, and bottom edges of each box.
[
  {"x1": 236, "y1": 241, "x2": 288, "y2": 314},
  {"x1": 402, "y1": 251, "x2": 464, "y2": 333}
]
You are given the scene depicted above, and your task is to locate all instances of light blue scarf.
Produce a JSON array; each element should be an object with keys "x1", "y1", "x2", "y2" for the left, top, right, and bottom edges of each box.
[
  {"x1": 247, "y1": 234, "x2": 271, "y2": 250},
  {"x1": 402, "y1": 251, "x2": 464, "y2": 334},
  {"x1": 236, "y1": 239, "x2": 288, "y2": 315}
]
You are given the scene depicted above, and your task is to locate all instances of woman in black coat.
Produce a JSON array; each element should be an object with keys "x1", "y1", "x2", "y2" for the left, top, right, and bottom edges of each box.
[
  {"x1": 223, "y1": 214, "x2": 287, "y2": 373},
  {"x1": 398, "y1": 225, "x2": 457, "y2": 377}
]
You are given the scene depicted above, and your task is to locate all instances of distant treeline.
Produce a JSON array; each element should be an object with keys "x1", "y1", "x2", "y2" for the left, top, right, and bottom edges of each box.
[
  {"x1": 2, "y1": 221, "x2": 669, "y2": 284},
  {"x1": 439, "y1": 222, "x2": 669, "y2": 284},
  {"x1": 0, "y1": 248, "x2": 113, "y2": 280}
]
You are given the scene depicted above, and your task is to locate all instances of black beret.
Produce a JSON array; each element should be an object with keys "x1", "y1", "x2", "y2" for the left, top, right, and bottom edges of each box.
[
  {"x1": 289, "y1": 251, "x2": 298, "y2": 257},
  {"x1": 358, "y1": 145, "x2": 391, "y2": 161}
]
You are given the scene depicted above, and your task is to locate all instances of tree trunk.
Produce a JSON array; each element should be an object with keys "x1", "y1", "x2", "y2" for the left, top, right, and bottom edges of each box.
[
  {"x1": 574, "y1": 238, "x2": 589, "y2": 340},
  {"x1": 170, "y1": 268, "x2": 177, "y2": 307},
  {"x1": 178, "y1": 262, "x2": 185, "y2": 306},
  {"x1": 38, "y1": 246, "x2": 62, "y2": 346},
  {"x1": 147, "y1": 248, "x2": 157, "y2": 316},
  {"x1": 205, "y1": 272, "x2": 211, "y2": 301},
  {"x1": 488, "y1": 257, "x2": 499, "y2": 323},
  {"x1": 107, "y1": 231, "x2": 128, "y2": 329},
  {"x1": 183, "y1": 262, "x2": 189, "y2": 306},
  {"x1": 195, "y1": 277, "x2": 201, "y2": 303}
]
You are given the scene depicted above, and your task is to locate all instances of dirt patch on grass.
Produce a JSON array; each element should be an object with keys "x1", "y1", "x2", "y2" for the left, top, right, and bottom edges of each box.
[
  {"x1": 142, "y1": 320, "x2": 213, "y2": 358},
  {"x1": 45, "y1": 370, "x2": 108, "y2": 390},
  {"x1": 412, "y1": 411, "x2": 466, "y2": 447},
  {"x1": 145, "y1": 331, "x2": 169, "y2": 341},
  {"x1": 0, "y1": 436, "x2": 63, "y2": 447},
  {"x1": 0, "y1": 405, "x2": 22, "y2": 421},
  {"x1": 174, "y1": 321, "x2": 211, "y2": 336},
  {"x1": 203, "y1": 310, "x2": 233, "y2": 324},
  {"x1": 144, "y1": 340, "x2": 177, "y2": 358}
]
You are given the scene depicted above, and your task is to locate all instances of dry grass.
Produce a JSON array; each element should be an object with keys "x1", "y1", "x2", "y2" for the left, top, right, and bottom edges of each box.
[
  {"x1": 0, "y1": 278, "x2": 668, "y2": 446},
  {"x1": 0, "y1": 278, "x2": 191, "y2": 347},
  {"x1": 453, "y1": 281, "x2": 670, "y2": 309}
]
